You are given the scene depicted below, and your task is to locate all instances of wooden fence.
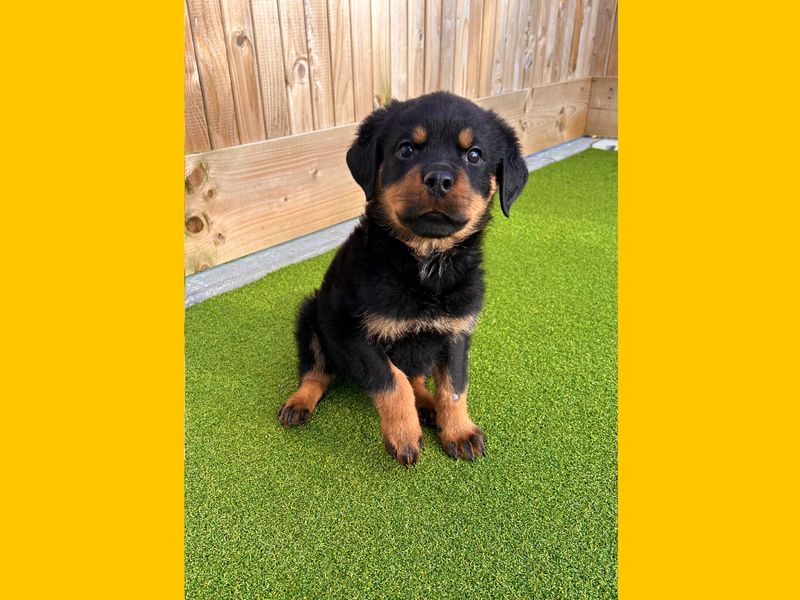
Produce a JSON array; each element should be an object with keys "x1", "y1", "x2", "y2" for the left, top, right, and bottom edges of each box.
[{"x1": 185, "y1": 0, "x2": 618, "y2": 274}]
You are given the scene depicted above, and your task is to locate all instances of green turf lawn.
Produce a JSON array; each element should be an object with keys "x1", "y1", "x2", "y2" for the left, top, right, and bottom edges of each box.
[{"x1": 185, "y1": 148, "x2": 617, "y2": 599}]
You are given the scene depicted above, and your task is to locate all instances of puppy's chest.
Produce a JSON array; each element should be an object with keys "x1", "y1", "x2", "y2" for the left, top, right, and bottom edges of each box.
[{"x1": 361, "y1": 289, "x2": 478, "y2": 342}]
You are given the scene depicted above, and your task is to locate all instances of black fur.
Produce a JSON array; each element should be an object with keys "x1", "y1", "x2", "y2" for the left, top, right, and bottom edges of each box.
[
  {"x1": 312, "y1": 211, "x2": 486, "y2": 394},
  {"x1": 286, "y1": 92, "x2": 527, "y2": 455}
]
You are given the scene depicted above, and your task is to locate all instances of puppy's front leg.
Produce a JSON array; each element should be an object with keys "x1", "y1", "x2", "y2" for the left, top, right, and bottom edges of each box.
[
  {"x1": 332, "y1": 338, "x2": 423, "y2": 466},
  {"x1": 432, "y1": 336, "x2": 486, "y2": 460},
  {"x1": 374, "y1": 363, "x2": 425, "y2": 466}
]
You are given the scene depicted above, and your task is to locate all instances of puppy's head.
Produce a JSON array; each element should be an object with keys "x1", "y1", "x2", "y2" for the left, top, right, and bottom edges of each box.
[{"x1": 346, "y1": 92, "x2": 528, "y2": 253}]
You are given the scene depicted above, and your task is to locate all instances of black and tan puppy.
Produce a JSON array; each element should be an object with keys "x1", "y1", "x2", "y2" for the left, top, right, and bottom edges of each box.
[{"x1": 278, "y1": 92, "x2": 528, "y2": 465}]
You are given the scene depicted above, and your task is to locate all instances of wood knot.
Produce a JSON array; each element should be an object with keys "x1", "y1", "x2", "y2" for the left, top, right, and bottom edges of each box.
[
  {"x1": 294, "y1": 59, "x2": 307, "y2": 80},
  {"x1": 185, "y1": 164, "x2": 206, "y2": 192},
  {"x1": 234, "y1": 31, "x2": 247, "y2": 48},
  {"x1": 557, "y1": 107, "x2": 566, "y2": 132},
  {"x1": 215, "y1": 232, "x2": 225, "y2": 245},
  {"x1": 204, "y1": 188, "x2": 217, "y2": 200},
  {"x1": 185, "y1": 214, "x2": 206, "y2": 235}
]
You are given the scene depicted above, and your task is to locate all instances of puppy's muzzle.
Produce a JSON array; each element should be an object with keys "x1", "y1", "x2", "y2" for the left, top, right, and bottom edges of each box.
[{"x1": 399, "y1": 164, "x2": 469, "y2": 238}]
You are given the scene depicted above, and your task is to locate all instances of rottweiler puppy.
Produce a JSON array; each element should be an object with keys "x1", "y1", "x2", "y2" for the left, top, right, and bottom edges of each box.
[{"x1": 278, "y1": 92, "x2": 528, "y2": 466}]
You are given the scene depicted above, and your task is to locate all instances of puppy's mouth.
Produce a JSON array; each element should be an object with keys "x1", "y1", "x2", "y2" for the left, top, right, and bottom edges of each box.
[{"x1": 399, "y1": 210, "x2": 469, "y2": 238}]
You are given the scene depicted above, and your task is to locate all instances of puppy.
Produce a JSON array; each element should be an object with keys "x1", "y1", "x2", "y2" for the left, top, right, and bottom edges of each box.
[{"x1": 278, "y1": 92, "x2": 528, "y2": 465}]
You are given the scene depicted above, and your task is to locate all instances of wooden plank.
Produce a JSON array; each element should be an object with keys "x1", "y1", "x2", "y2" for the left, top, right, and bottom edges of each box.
[
  {"x1": 477, "y1": 0, "x2": 496, "y2": 96},
  {"x1": 488, "y1": 0, "x2": 510, "y2": 94},
  {"x1": 533, "y1": 0, "x2": 560, "y2": 85},
  {"x1": 184, "y1": 0, "x2": 211, "y2": 154},
  {"x1": 501, "y1": 0, "x2": 522, "y2": 92},
  {"x1": 390, "y1": 0, "x2": 408, "y2": 100},
  {"x1": 277, "y1": 0, "x2": 314, "y2": 134},
  {"x1": 250, "y1": 0, "x2": 291, "y2": 138},
  {"x1": 451, "y1": 0, "x2": 470, "y2": 96},
  {"x1": 407, "y1": 0, "x2": 426, "y2": 98},
  {"x1": 184, "y1": 124, "x2": 362, "y2": 274},
  {"x1": 327, "y1": 0, "x2": 355, "y2": 125},
  {"x1": 349, "y1": 0, "x2": 374, "y2": 119},
  {"x1": 439, "y1": 0, "x2": 457, "y2": 92},
  {"x1": 522, "y1": 77, "x2": 591, "y2": 152},
  {"x1": 606, "y1": 3, "x2": 617, "y2": 76},
  {"x1": 531, "y1": 0, "x2": 550, "y2": 86},
  {"x1": 554, "y1": 0, "x2": 578, "y2": 83},
  {"x1": 465, "y1": 0, "x2": 484, "y2": 99},
  {"x1": 590, "y1": 0, "x2": 616, "y2": 76},
  {"x1": 521, "y1": 0, "x2": 539, "y2": 88},
  {"x1": 547, "y1": 0, "x2": 563, "y2": 83},
  {"x1": 219, "y1": 0, "x2": 266, "y2": 144},
  {"x1": 513, "y1": 0, "x2": 533, "y2": 90},
  {"x1": 567, "y1": 0, "x2": 589, "y2": 79},
  {"x1": 304, "y1": 0, "x2": 336, "y2": 129},
  {"x1": 371, "y1": 0, "x2": 391, "y2": 105},
  {"x1": 424, "y1": 0, "x2": 443, "y2": 93},
  {"x1": 574, "y1": 0, "x2": 598, "y2": 78},
  {"x1": 186, "y1": 0, "x2": 239, "y2": 149}
]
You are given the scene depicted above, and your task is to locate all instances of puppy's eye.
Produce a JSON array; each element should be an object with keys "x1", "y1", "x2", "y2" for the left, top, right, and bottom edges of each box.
[
  {"x1": 398, "y1": 142, "x2": 415, "y2": 159},
  {"x1": 466, "y1": 148, "x2": 483, "y2": 165}
]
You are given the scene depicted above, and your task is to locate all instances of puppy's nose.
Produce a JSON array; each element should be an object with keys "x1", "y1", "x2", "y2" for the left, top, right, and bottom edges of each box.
[{"x1": 423, "y1": 169, "x2": 455, "y2": 196}]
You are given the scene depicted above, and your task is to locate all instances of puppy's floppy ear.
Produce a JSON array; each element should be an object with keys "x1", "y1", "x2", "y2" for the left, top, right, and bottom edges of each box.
[
  {"x1": 495, "y1": 120, "x2": 529, "y2": 217},
  {"x1": 346, "y1": 106, "x2": 391, "y2": 201}
]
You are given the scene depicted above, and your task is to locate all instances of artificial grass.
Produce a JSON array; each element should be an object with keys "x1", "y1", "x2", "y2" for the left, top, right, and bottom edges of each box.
[{"x1": 185, "y1": 149, "x2": 617, "y2": 599}]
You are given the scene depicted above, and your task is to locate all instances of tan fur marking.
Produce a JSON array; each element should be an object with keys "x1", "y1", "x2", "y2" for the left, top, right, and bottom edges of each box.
[
  {"x1": 284, "y1": 372, "x2": 332, "y2": 412},
  {"x1": 279, "y1": 327, "x2": 332, "y2": 425},
  {"x1": 379, "y1": 165, "x2": 423, "y2": 235},
  {"x1": 362, "y1": 313, "x2": 478, "y2": 342},
  {"x1": 432, "y1": 364, "x2": 480, "y2": 445},
  {"x1": 379, "y1": 166, "x2": 491, "y2": 258},
  {"x1": 411, "y1": 126, "x2": 427, "y2": 145},
  {"x1": 430, "y1": 364, "x2": 486, "y2": 460},
  {"x1": 458, "y1": 128, "x2": 473, "y2": 149},
  {"x1": 373, "y1": 363, "x2": 423, "y2": 459}
]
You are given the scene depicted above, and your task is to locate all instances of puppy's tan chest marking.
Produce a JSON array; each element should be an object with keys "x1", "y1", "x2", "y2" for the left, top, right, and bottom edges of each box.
[{"x1": 362, "y1": 312, "x2": 478, "y2": 342}]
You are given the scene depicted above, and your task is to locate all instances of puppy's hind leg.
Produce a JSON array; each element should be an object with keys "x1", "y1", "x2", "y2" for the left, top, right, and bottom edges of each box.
[{"x1": 278, "y1": 296, "x2": 332, "y2": 427}]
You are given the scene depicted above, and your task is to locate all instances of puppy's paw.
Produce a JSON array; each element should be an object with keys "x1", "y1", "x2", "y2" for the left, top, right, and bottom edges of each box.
[
  {"x1": 383, "y1": 427, "x2": 424, "y2": 467},
  {"x1": 439, "y1": 423, "x2": 487, "y2": 461},
  {"x1": 278, "y1": 394, "x2": 314, "y2": 427}
]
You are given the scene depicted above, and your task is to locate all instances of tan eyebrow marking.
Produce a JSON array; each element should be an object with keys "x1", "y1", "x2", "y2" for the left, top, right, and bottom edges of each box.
[
  {"x1": 411, "y1": 126, "x2": 427, "y2": 145},
  {"x1": 458, "y1": 128, "x2": 474, "y2": 149}
]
